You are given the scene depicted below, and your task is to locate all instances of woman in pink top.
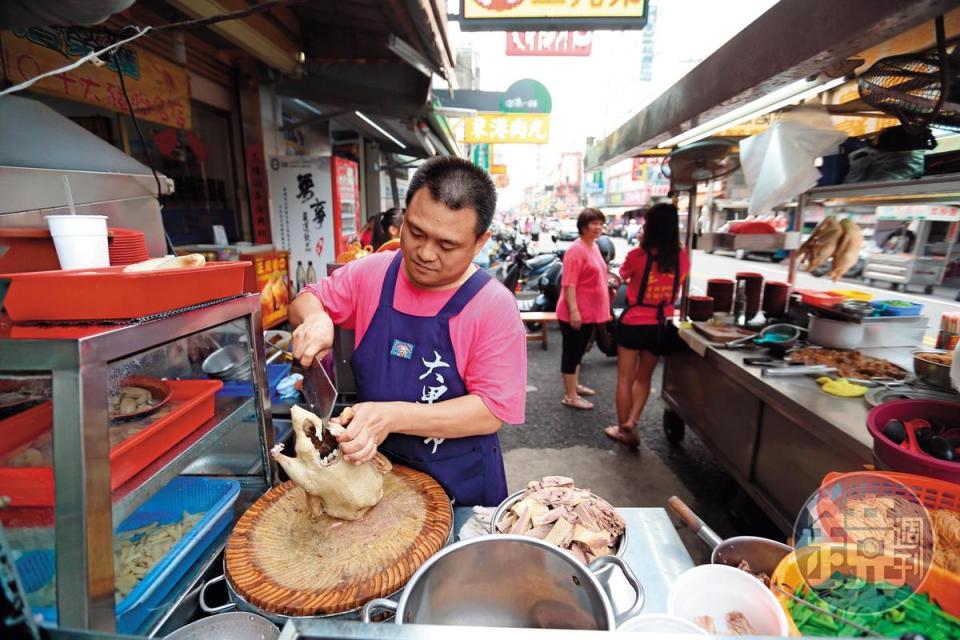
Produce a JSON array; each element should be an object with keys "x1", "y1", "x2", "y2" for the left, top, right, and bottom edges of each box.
[{"x1": 557, "y1": 208, "x2": 611, "y2": 410}]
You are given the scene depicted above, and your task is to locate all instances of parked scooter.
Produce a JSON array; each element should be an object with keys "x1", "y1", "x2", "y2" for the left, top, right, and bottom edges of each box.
[{"x1": 499, "y1": 235, "x2": 563, "y2": 294}]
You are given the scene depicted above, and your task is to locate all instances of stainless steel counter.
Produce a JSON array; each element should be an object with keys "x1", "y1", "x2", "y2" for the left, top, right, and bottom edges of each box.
[
  {"x1": 274, "y1": 506, "x2": 694, "y2": 639},
  {"x1": 662, "y1": 328, "x2": 929, "y2": 533}
]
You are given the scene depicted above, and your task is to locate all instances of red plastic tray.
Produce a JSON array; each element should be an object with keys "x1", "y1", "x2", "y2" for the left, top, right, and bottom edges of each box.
[
  {"x1": 0, "y1": 262, "x2": 249, "y2": 322},
  {"x1": 0, "y1": 379, "x2": 223, "y2": 506}
]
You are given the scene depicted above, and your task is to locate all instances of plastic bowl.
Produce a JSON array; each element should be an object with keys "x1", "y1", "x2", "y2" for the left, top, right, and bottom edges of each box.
[
  {"x1": 667, "y1": 564, "x2": 790, "y2": 636},
  {"x1": 867, "y1": 399, "x2": 960, "y2": 483},
  {"x1": 618, "y1": 613, "x2": 708, "y2": 634}
]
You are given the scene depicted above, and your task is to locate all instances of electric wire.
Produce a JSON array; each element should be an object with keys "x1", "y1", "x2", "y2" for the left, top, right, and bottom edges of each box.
[{"x1": 0, "y1": 26, "x2": 152, "y2": 97}]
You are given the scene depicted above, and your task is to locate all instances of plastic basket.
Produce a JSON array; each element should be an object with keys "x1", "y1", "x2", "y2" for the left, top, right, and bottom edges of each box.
[
  {"x1": 19, "y1": 476, "x2": 240, "y2": 634},
  {"x1": 870, "y1": 300, "x2": 924, "y2": 317},
  {"x1": 771, "y1": 543, "x2": 960, "y2": 636},
  {"x1": 796, "y1": 289, "x2": 844, "y2": 309},
  {"x1": 866, "y1": 400, "x2": 960, "y2": 483},
  {"x1": 0, "y1": 379, "x2": 223, "y2": 506},
  {"x1": 218, "y1": 362, "x2": 291, "y2": 402},
  {"x1": 829, "y1": 289, "x2": 873, "y2": 302}
]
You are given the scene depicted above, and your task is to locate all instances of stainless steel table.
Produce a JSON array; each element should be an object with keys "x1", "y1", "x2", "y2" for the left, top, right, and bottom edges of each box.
[
  {"x1": 273, "y1": 506, "x2": 694, "y2": 639},
  {"x1": 662, "y1": 328, "x2": 921, "y2": 533}
]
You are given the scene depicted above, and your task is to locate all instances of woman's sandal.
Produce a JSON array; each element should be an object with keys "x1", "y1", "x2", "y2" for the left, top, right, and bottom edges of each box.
[
  {"x1": 604, "y1": 425, "x2": 640, "y2": 448},
  {"x1": 576, "y1": 384, "x2": 596, "y2": 396},
  {"x1": 562, "y1": 395, "x2": 594, "y2": 410}
]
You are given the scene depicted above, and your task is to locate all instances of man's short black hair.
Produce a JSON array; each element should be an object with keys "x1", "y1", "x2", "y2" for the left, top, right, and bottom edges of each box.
[{"x1": 406, "y1": 156, "x2": 496, "y2": 236}]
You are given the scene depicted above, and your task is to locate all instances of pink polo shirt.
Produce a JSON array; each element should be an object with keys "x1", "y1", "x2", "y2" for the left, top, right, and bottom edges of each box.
[
  {"x1": 301, "y1": 252, "x2": 526, "y2": 425},
  {"x1": 556, "y1": 238, "x2": 611, "y2": 324}
]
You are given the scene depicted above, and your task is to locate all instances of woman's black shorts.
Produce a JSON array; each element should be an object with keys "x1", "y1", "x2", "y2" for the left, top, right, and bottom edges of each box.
[{"x1": 614, "y1": 321, "x2": 680, "y2": 356}]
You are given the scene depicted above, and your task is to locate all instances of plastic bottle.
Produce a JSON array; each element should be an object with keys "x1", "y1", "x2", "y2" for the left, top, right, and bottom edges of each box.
[{"x1": 295, "y1": 260, "x2": 305, "y2": 293}]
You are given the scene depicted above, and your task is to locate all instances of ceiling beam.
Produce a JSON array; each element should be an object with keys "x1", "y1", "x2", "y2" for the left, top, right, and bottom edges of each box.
[
  {"x1": 165, "y1": 0, "x2": 301, "y2": 74},
  {"x1": 585, "y1": 0, "x2": 958, "y2": 170}
]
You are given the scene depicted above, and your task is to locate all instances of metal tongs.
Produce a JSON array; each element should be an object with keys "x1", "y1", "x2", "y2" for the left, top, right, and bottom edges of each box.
[{"x1": 761, "y1": 365, "x2": 836, "y2": 377}]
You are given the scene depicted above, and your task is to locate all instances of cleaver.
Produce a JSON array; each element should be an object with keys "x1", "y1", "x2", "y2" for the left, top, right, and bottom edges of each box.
[{"x1": 302, "y1": 357, "x2": 338, "y2": 429}]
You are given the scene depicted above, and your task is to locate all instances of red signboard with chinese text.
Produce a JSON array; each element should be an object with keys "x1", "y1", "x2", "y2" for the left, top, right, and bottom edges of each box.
[
  {"x1": 506, "y1": 31, "x2": 592, "y2": 56},
  {"x1": 331, "y1": 157, "x2": 361, "y2": 257},
  {"x1": 246, "y1": 144, "x2": 272, "y2": 244}
]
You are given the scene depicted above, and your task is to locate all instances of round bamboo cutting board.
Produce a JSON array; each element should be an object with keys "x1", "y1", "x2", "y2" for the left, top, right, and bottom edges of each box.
[{"x1": 225, "y1": 464, "x2": 452, "y2": 617}]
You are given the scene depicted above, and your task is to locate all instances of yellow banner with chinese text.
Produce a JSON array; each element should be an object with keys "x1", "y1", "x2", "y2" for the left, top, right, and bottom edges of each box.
[
  {"x1": 463, "y1": 0, "x2": 645, "y2": 19},
  {"x1": 463, "y1": 112, "x2": 550, "y2": 144},
  {"x1": 2, "y1": 27, "x2": 190, "y2": 129}
]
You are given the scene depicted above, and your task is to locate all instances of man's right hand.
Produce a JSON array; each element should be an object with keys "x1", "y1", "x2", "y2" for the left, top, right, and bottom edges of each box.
[{"x1": 289, "y1": 293, "x2": 336, "y2": 367}]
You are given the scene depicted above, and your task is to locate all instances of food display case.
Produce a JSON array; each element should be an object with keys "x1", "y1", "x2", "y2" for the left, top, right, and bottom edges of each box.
[
  {"x1": 0, "y1": 294, "x2": 275, "y2": 635},
  {"x1": 798, "y1": 174, "x2": 960, "y2": 294}
]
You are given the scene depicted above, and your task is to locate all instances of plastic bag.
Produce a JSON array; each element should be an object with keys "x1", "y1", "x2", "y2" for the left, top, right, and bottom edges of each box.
[{"x1": 740, "y1": 108, "x2": 847, "y2": 215}]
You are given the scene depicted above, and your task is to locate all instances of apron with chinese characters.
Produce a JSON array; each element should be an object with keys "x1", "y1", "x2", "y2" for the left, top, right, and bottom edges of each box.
[{"x1": 350, "y1": 252, "x2": 508, "y2": 507}]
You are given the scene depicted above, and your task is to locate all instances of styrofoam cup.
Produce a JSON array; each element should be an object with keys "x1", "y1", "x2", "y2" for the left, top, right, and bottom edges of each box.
[
  {"x1": 45, "y1": 215, "x2": 109, "y2": 270},
  {"x1": 667, "y1": 564, "x2": 790, "y2": 636}
]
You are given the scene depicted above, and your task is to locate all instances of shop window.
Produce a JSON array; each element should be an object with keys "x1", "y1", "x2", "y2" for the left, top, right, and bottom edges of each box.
[{"x1": 124, "y1": 101, "x2": 242, "y2": 246}]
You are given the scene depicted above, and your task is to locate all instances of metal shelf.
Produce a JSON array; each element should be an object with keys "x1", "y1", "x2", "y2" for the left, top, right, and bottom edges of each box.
[
  {"x1": 111, "y1": 396, "x2": 255, "y2": 523},
  {"x1": 805, "y1": 173, "x2": 960, "y2": 205}
]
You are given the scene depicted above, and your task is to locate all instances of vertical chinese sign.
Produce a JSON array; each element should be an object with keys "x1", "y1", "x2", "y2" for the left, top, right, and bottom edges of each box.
[
  {"x1": 247, "y1": 145, "x2": 272, "y2": 244},
  {"x1": 332, "y1": 157, "x2": 361, "y2": 257},
  {"x1": 267, "y1": 157, "x2": 334, "y2": 293}
]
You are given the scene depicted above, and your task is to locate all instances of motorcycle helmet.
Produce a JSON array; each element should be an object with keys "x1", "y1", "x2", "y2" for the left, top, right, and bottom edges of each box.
[{"x1": 596, "y1": 235, "x2": 615, "y2": 264}]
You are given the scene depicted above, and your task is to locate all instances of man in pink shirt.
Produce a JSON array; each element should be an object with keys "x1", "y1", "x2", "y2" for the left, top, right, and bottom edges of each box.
[{"x1": 289, "y1": 157, "x2": 526, "y2": 506}]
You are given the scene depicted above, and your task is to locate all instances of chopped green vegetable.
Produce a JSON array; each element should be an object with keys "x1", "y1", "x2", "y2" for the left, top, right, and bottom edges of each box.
[{"x1": 787, "y1": 573, "x2": 960, "y2": 639}]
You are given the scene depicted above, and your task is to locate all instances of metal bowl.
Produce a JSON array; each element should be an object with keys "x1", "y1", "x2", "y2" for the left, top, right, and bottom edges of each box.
[
  {"x1": 913, "y1": 349, "x2": 954, "y2": 390},
  {"x1": 203, "y1": 343, "x2": 251, "y2": 380},
  {"x1": 490, "y1": 489, "x2": 628, "y2": 572}
]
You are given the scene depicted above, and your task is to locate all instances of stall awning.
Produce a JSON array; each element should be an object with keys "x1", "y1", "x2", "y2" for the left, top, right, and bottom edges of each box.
[
  {"x1": 585, "y1": 0, "x2": 957, "y2": 171},
  {"x1": 275, "y1": 0, "x2": 459, "y2": 157}
]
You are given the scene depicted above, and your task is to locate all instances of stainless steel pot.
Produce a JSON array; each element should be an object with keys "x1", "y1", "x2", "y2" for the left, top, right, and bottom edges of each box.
[
  {"x1": 913, "y1": 349, "x2": 954, "y2": 390},
  {"x1": 163, "y1": 612, "x2": 278, "y2": 640},
  {"x1": 489, "y1": 489, "x2": 628, "y2": 579},
  {"x1": 361, "y1": 535, "x2": 644, "y2": 630},
  {"x1": 199, "y1": 572, "x2": 398, "y2": 626}
]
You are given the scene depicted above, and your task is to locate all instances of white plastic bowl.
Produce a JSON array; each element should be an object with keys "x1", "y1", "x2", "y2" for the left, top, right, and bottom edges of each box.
[
  {"x1": 667, "y1": 564, "x2": 789, "y2": 637},
  {"x1": 618, "y1": 613, "x2": 709, "y2": 634}
]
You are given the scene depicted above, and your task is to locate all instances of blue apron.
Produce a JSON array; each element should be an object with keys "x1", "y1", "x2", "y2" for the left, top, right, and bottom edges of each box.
[{"x1": 350, "y1": 252, "x2": 508, "y2": 507}]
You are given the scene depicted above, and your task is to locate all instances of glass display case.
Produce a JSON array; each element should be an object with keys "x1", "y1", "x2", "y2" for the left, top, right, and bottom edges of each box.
[{"x1": 0, "y1": 294, "x2": 274, "y2": 635}]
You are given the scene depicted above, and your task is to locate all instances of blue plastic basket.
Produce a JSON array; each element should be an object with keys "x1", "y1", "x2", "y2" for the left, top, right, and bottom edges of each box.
[
  {"x1": 20, "y1": 477, "x2": 239, "y2": 634},
  {"x1": 870, "y1": 300, "x2": 924, "y2": 317},
  {"x1": 218, "y1": 362, "x2": 291, "y2": 402}
]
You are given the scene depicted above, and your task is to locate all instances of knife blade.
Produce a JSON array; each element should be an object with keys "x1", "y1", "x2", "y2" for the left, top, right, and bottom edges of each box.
[{"x1": 302, "y1": 358, "x2": 337, "y2": 428}]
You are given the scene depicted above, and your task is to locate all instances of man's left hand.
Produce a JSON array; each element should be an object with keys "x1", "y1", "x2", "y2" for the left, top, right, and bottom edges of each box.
[{"x1": 335, "y1": 402, "x2": 396, "y2": 464}]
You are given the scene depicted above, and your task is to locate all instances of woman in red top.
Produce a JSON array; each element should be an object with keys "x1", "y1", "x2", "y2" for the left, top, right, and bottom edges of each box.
[
  {"x1": 557, "y1": 208, "x2": 611, "y2": 410},
  {"x1": 606, "y1": 203, "x2": 689, "y2": 446}
]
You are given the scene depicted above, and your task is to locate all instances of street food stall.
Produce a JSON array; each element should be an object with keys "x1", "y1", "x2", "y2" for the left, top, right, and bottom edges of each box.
[{"x1": 4, "y1": 1, "x2": 960, "y2": 639}]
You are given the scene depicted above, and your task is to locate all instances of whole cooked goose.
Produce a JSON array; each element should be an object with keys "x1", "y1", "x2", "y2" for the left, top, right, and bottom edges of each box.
[{"x1": 270, "y1": 404, "x2": 390, "y2": 520}]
